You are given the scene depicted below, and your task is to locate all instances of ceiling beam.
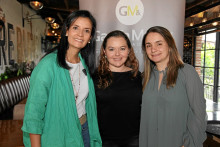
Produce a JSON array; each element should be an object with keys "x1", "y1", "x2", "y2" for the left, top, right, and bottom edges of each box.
[
  {"x1": 44, "y1": 0, "x2": 50, "y2": 5},
  {"x1": 57, "y1": 12, "x2": 64, "y2": 23},
  {"x1": 45, "y1": 6, "x2": 73, "y2": 12},
  {"x1": 185, "y1": 0, "x2": 209, "y2": 10},
  {"x1": 184, "y1": 17, "x2": 220, "y2": 31},
  {"x1": 185, "y1": 1, "x2": 220, "y2": 18},
  {"x1": 64, "y1": 0, "x2": 69, "y2": 10}
]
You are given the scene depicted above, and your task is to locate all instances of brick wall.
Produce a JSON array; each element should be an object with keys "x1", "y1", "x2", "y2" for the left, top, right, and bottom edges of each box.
[{"x1": 195, "y1": 36, "x2": 203, "y2": 76}]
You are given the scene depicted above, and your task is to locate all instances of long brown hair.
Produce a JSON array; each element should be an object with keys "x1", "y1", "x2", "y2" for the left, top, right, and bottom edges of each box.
[
  {"x1": 142, "y1": 26, "x2": 184, "y2": 90},
  {"x1": 97, "y1": 30, "x2": 139, "y2": 89}
]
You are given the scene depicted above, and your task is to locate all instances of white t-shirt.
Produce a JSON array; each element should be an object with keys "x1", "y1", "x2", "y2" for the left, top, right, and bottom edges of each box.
[{"x1": 66, "y1": 61, "x2": 89, "y2": 118}]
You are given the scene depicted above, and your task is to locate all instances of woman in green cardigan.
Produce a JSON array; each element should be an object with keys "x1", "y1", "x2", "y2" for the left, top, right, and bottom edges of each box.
[{"x1": 22, "y1": 10, "x2": 102, "y2": 147}]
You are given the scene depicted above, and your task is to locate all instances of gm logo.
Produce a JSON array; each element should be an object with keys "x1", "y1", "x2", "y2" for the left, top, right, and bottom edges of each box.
[{"x1": 116, "y1": 0, "x2": 144, "y2": 25}]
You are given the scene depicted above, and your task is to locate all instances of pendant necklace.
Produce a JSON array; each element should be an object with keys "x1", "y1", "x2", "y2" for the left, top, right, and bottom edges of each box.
[{"x1": 69, "y1": 63, "x2": 81, "y2": 100}]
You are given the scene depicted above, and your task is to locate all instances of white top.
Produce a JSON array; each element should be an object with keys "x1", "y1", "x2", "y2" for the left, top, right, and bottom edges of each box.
[{"x1": 66, "y1": 61, "x2": 89, "y2": 118}]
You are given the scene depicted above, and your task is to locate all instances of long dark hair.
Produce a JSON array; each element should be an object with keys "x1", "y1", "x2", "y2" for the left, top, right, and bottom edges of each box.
[
  {"x1": 142, "y1": 26, "x2": 183, "y2": 90},
  {"x1": 45, "y1": 10, "x2": 97, "y2": 74},
  {"x1": 97, "y1": 30, "x2": 139, "y2": 89}
]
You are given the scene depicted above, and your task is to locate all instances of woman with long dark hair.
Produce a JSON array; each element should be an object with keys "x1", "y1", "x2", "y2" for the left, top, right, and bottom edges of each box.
[{"x1": 22, "y1": 10, "x2": 102, "y2": 147}]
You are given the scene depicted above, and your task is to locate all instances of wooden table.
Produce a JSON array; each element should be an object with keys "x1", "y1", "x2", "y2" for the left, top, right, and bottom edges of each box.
[{"x1": 0, "y1": 120, "x2": 24, "y2": 147}]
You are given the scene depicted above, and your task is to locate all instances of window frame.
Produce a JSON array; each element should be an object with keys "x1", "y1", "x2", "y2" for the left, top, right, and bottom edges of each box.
[{"x1": 193, "y1": 31, "x2": 220, "y2": 102}]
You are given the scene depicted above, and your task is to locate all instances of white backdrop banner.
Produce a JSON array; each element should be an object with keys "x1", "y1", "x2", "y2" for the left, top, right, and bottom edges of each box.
[{"x1": 79, "y1": 0, "x2": 185, "y2": 71}]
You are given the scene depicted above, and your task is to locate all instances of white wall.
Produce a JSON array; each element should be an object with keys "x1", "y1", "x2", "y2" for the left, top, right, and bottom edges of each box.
[{"x1": 0, "y1": 0, "x2": 46, "y2": 74}]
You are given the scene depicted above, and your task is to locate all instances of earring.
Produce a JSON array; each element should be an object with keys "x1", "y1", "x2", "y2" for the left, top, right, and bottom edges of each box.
[
  {"x1": 104, "y1": 55, "x2": 108, "y2": 64},
  {"x1": 88, "y1": 41, "x2": 90, "y2": 44}
]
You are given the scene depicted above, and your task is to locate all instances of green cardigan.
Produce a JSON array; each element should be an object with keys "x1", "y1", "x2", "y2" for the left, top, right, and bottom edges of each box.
[{"x1": 22, "y1": 52, "x2": 102, "y2": 147}]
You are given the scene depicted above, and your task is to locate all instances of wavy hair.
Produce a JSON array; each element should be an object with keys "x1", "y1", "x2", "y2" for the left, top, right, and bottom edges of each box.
[
  {"x1": 142, "y1": 26, "x2": 184, "y2": 90},
  {"x1": 97, "y1": 30, "x2": 139, "y2": 89}
]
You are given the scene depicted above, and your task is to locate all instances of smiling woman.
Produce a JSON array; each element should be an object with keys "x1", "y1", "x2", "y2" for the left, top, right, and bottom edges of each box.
[
  {"x1": 145, "y1": 32, "x2": 170, "y2": 72},
  {"x1": 104, "y1": 36, "x2": 130, "y2": 72},
  {"x1": 66, "y1": 17, "x2": 92, "y2": 52},
  {"x1": 21, "y1": 10, "x2": 102, "y2": 147},
  {"x1": 140, "y1": 26, "x2": 207, "y2": 147},
  {"x1": 93, "y1": 30, "x2": 142, "y2": 147}
]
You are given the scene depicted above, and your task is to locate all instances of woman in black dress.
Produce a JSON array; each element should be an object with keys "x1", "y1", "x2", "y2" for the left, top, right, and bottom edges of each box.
[{"x1": 93, "y1": 30, "x2": 142, "y2": 147}]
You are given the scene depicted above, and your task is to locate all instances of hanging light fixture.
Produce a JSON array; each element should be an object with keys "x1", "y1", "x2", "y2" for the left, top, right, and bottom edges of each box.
[
  {"x1": 30, "y1": 1, "x2": 43, "y2": 10},
  {"x1": 189, "y1": 17, "x2": 194, "y2": 27},
  {"x1": 212, "y1": 12, "x2": 219, "y2": 26},
  {"x1": 202, "y1": 12, "x2": 208, "y2": 23},
  {"x1": 212, "y1": 21, "x2": 218, "y2": 26},
  {"x1": 51, "y1": 23, "x2": 60, "y2": 29},
  {"x1": 213, "y1": 12, "x2": 219, "y2": 18},
  {"x1": 45, "y1": 17, "x2": 55, "y2": 23}
]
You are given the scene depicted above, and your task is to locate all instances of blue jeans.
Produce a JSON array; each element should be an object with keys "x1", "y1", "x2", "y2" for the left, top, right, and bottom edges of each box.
[{"x1": 81, "y1": 121, "x2": 90, "y2": 147}]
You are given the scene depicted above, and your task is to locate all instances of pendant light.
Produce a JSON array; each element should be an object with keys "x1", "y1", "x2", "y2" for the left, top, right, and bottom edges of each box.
[{"x1": 30, "y1": 1, "x2": 43, "y2": 10}]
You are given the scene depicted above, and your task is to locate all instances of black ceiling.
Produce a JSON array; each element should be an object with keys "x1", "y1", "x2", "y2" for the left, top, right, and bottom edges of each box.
[
  {"x1": 185, "y1": 0, "x2": 220, "y2": 18},
  {"x1": 17, "y1": 0, "x2": 79, "y2": 25}
]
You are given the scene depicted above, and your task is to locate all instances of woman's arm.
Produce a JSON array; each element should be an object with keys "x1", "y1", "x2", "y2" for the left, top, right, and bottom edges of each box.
[
  {"x1": 182, "y1": 64, "x2": 207, "y2": 147},
  {"x1": 30, "y1": 134, "x2": 41, "y2": 147},
  {"x1": 22, "y1": 55, "x2": 54, "y2": 145}
]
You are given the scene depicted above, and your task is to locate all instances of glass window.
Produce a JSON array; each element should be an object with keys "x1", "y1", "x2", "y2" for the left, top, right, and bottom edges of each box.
[
  {"x1": 204, "y1": 68, "x2": 214, "y2": 85},
  {"x1": 194, "y1": 31, "x2": 219, "y2": 102},
  {"x1": 204, "y1": 50, "x2": 215, "y2": 67},
  {"x1": 204, "y1": 85, "x2": 214, "y2": 101}
]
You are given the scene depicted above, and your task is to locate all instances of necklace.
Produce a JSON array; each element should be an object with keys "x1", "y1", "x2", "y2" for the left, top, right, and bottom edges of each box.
[{"x1": 69, "y1": 63, "x2": 81, "y2": 100}]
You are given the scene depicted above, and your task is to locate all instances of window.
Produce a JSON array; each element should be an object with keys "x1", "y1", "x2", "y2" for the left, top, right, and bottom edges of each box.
[{"x1": 194, "y1": 31, "x2": 220, "y2": 102}]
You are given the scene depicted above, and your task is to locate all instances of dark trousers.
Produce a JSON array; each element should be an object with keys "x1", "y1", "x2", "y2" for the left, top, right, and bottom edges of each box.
[{"x1": 102, "y1": 135, "x2": 139, "y2": 147}]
